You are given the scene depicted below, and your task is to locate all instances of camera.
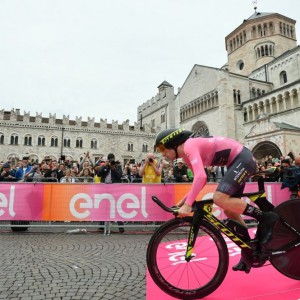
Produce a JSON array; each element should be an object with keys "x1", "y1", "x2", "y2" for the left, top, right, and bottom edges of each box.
[
  {"x1": 148, "y1": 158, "x2": 153, "y2": 163},
  {"x1": 110, "y1": 160, "x2": 115, "y2": 166}
]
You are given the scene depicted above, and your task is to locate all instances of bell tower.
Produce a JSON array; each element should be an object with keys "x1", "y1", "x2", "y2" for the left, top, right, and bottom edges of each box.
[{"x1": 225, "y1": 1, "x2": 297, "y2": 76}]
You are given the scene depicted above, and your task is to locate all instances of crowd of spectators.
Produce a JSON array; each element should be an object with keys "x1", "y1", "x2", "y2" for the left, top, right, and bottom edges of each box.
[{"x1": 1, "y1": 152, "x2": 299, "y2": 186}]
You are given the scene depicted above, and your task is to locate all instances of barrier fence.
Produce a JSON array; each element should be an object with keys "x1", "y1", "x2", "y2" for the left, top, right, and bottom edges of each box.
[{"x1": 0, "y1": 181, "x2": 293, "y2": 232}]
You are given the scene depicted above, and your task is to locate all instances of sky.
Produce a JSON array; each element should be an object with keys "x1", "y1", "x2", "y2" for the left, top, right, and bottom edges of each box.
[{"x1": 0, "y1": 0, "x2": 300, "y2": 124}]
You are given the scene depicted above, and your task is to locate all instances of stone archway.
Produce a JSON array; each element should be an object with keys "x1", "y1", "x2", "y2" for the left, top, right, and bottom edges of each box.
[
  {"x1": 251, "y1": 141, "x2": 282, "y2": 161},
  {"x1": 192, "y1": 121, "x2": 210, "y2": 137}
]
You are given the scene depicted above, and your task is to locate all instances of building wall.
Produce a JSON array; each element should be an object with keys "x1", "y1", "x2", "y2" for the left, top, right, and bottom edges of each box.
[{"x1": 0, "y1": 109, "x2": 156, "y2": 164}]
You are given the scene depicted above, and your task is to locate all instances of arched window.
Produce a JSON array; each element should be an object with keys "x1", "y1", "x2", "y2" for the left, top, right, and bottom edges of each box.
[
  {"x1": 10, "y1": 134, "x2": 18, "y2": 145},
  {"x1": 127, "y1": 142, "x2": 133, "y2": 152},
  {"x1": 51, "y1": 137, "x2": 58, "y2": 147},
  {"x1": 243, "y1": 110, "x2": 248, "y2": 122},
  {"x1": 76, "y1": 138, "x2": 83, "y2": 148},
  {"x1": 161, "y1": 112, "x2": 166, "y2": 123},
  {"x1": 64, "y1": 138, "x2": 71, "y2": 148},
  {"x1": 192, "y1": 121, "x2": 209, "y2": 137},
  {"x1": 91, "y1": 139, "x2": 97, "y2": 149},
  {"x1": 151, "y1": 118, "x2": 155, "y2": 128},
  {"x1": 280, "y1": 71, "x2": 288, "y2": 85},
  {"x1": 0, "y1": 133, "x2": 4, "y2": 144},
  {"x1": 142, "y1": 143, "x2": 148, "y2": 153},
  {"x1": 24, "y1": 135, "x2": 32, "y2": 146},
  {"x1": 38, "y1": 135, "x2": 45, "y2": 146}
]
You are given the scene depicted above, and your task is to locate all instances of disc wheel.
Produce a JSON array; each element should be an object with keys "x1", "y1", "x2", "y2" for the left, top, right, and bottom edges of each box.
[
  {"x1": 146, "y1": 217, "x2": 229, "y2": 299},
  {"x1": 269, "y1": 199, "x2": 300, "y2": 279}
]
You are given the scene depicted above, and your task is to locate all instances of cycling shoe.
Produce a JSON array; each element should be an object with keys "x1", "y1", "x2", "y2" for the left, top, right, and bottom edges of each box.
[
  {"x1": 232, "y1": 258, "x2": 251, "y2": 273},
  {"x1": 258, "y1": 212, "x2": 280, "y2": 245}
]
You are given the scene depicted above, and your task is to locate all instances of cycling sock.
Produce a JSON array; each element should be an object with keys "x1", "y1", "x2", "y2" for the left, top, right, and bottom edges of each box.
[{"x1": 242, "y1": 204, "x2": 264, "y2": 222}]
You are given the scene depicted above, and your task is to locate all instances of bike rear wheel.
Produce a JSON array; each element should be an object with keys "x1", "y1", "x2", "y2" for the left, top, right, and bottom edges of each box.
[
  {"x1": 146, "y1": 217, "x2": 229, "y2": 299},
  {"x1": 269, "y1": 198, "x2": 300, "y2": 280}
]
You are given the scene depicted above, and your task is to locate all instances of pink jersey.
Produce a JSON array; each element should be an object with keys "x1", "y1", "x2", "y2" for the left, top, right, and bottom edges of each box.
[{"x1": 181, "y1": 136, "x2": 244, "y2": 206}]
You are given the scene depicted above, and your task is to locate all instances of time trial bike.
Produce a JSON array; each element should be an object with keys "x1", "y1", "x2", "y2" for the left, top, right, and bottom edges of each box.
[{"x1": 146, "y1": 168, "x2": 300, "y2": 299}]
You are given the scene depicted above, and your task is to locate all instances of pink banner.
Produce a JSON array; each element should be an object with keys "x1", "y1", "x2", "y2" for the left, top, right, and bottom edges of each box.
[{"x1": 0, "y1": 182, "x2": 294, "y2": 221}]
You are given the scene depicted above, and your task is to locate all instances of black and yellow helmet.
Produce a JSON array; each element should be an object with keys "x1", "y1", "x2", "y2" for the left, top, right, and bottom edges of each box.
[{"x1": 154, "y1": 128, "x2": 194, "y2": 150}]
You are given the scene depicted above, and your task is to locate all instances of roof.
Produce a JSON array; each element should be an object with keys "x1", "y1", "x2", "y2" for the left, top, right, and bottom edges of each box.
[
  {"x1": 157, "y1": 81, "x2": 173, "y2": 89},
  {"x1": 246, "y1": 12, "x2": 274, "y2": 21},
  {"x1": 274, "y1": 122, "x2": 300, "y2": 131}
]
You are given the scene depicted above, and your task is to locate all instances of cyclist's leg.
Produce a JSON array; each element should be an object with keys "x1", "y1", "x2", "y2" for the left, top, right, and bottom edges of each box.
[
  {"x1": 223, "y1": 210, "x2": 247, "y2": 226},
  {"x1": 214, "y1": 148, "x2": 279, "y2": 245}
]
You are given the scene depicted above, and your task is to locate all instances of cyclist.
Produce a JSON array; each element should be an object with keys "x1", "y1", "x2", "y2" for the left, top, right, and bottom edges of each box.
[{"x1": 154, "y1": 128, "x2": 279, "y2": 272}]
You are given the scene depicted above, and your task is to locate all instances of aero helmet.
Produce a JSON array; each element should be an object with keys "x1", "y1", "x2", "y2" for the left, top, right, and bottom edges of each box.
[{"x1": 154, "y1": 128, "x2": 194, "y2": 150}]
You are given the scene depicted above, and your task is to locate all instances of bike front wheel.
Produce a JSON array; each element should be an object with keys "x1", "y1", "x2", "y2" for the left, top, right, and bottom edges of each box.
[
  {"x1": 146, "y1": 217, "x2": 229, "y2": 299},
  {"x1": 269, "y1": 198, "x2": 300, "y2": 280}
]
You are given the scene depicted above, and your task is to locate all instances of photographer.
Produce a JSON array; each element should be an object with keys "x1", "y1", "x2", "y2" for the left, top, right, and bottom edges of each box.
[
  {"x1": 97, "y1": 155, "x2": 122, "y2": 184},
  {"x1": 0, "y1": 162, "x2": 16, "y2": 182},
  {"x1": 97, "y1": 153, "x2": 124, "y2": 233},
  {"x1": 139, "y1": 153, "x2": 162, "y2": 183},
  {"x1": 24, "y1": 162, "x2": 44, "y2": 182}
]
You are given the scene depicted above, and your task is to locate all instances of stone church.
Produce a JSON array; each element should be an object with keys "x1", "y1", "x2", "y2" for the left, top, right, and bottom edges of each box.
[
  {"x1": 1, "y1": 6, "x2": 300, "y2": 164},
  {"x1": 138, "y1": 8, "x2": 300, "y2": 161}
]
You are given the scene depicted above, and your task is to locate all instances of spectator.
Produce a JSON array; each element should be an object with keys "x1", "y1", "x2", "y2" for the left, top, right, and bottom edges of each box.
[
  {"x1": 44, "y1": 160, "x2": 59, "y2": 182},
  {"x1": 0, "y1": 162, "x2": 16, "y2": 182},
  {"x1": 57, "y1": 163, "x2": 66, "y2": 182},
  {"x1": 71, "y1": 161, "x2": 79, "y2": 176},
  {"x1": 173, "y1": 158, "x2": 189, "y2": 182},
  {"x1": 15, "y1": 157, "x2": 32, "y2": 181},
  {"x1": 97, "y1": 153, "x2": 124, "y2": 233},
  {"x1": 295, "y1": 155, "x2": 300, "y2": 166},
  {"x1": 78, "y1": 167, "x2": 94, "y2": 182},
  {"x1": 93, "y1": 165, "x2": 102, "y2": 183},
  {"x1": 206, "y1": 166, "x2": 218, "y2": 182},
  {"x1": 97, "y1": 156, "x2": 122, "y2": 184},
  {"x1": 139, "y1": 153, "x2": 162, "y2": 183},
  {"x1": 128, "y1": 164, "x2": 142, "y2": 183},
  {"x1": 279, "y1": 159, "x2": 292, "y2": 182},
  {"x1": 79, "y1": 151, "x2": 94, "y2": 171},
  {"x1": 60, "y1": 168, "x2": 77, "y2": 183},
  {"x1": 161, "y1": 160, "x2": 173, "y2": 182},
  {"x1": 25, "y1": 162, "x2": 44, "y2": 182}
]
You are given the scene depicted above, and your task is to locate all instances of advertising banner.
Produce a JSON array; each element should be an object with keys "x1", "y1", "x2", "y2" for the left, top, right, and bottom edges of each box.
[{"x1": 0, "y1": 182, "x2": 293, "y2": 222}]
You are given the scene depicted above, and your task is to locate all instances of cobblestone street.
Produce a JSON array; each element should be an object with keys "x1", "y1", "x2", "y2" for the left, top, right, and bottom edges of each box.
[{"x1": 0, "y1": 227, "x2": 150, "y2": 300}]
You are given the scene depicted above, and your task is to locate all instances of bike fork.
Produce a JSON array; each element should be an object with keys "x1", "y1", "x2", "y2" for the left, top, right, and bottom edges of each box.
[{"x1": 185, "y1": 210, "x2": 202, "y2": 262}]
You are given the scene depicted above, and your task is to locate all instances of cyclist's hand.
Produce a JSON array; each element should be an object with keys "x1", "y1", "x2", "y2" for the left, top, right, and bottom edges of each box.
[{"x1": 178, "y1": 203, "x2": 192, "y2": 216}]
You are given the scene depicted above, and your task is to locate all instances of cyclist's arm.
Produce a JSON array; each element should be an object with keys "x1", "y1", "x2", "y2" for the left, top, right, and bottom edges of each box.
[{"x1": 182, "y1": 148, "x2": 207, "y2": 207}]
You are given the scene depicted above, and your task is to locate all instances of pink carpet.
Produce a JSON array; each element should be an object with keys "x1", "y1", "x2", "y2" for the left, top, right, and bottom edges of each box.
[{"x1": 146, "y1": 229, "x2": 300, "y2": 299}]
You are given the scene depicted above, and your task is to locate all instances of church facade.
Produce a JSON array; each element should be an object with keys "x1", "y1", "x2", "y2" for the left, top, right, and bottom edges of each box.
[{"x1": 138, "y1": 10, "x2": 300, "y2": 160}]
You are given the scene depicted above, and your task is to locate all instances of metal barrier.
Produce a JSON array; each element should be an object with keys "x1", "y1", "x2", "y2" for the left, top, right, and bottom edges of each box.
[{"x1": 0, "y1": 220, "x2": 162, "y2": 234}]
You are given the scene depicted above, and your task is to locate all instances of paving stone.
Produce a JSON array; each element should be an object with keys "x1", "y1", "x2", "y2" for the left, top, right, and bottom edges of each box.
[{"x1": 0, "y1": 227, "x2": 149, "y2": 300}]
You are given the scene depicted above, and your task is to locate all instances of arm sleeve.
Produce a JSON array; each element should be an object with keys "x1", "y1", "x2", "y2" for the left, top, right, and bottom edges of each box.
[{"x1": 183, "y1": 146, "x2": 208, "y2": 206}]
